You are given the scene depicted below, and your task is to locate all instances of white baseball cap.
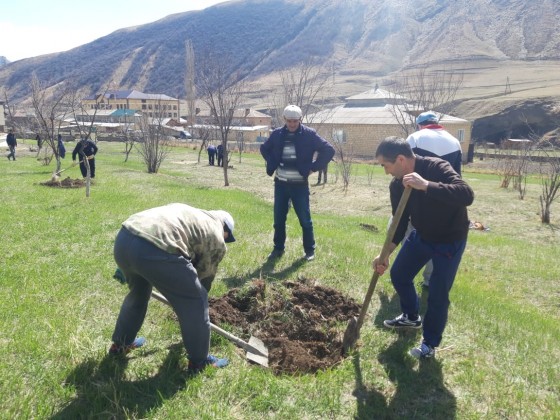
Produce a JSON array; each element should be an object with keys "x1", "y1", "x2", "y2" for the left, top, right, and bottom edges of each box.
[
  {"x1": 283, "y1": 105, "x2": 303, "y2": 119},
  {"x1": 210, "y1": 210, "x2": 236, "y2": 243}
]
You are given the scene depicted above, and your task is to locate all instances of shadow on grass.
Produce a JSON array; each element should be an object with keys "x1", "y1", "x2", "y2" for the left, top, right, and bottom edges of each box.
[
  {"x1": 352, "y1": 282, "x2": 456, "y2": 418},
  {"x1": 50, "y1": 343, "x2": 191, "y2": 419},
  {"x1": 222, "y1": 256, "x2": 306, "y2": 289}
]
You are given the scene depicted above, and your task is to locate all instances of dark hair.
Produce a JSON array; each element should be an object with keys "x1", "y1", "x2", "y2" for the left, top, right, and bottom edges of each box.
[{"x1": 375, "y1": 136, "x2": 413, "y2": 162}]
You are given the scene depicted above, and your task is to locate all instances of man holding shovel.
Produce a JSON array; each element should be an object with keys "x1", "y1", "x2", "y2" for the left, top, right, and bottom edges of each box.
[
  {"x1": 373, "y1": 137, "x2": 474, "y2": 358},
  {"x1": 109, "y1": 203, "x2": 236, "y2": 373},
  {"x1": 72, "y1": 137, "x2": 97, "y2": 178}
]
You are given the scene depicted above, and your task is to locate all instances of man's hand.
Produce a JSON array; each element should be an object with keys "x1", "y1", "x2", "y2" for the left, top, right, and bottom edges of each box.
[
  {"x1": 372, "y1": 255, "x2": 390, "y2": 275},
  {"x1": 87, "y1": 155, "x2": 94, "y2": 160},
  {"x1": 402, "y1": 172, "x2": 429, "y2": 191}
]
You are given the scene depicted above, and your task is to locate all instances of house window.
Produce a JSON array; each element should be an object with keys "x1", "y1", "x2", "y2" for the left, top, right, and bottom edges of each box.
[
  {"x1": 457, "y1": 129, "x2": 465, "y2": 143},
  {"x1": 332, "y1": 128, "x2": 346, "y2": 143}
]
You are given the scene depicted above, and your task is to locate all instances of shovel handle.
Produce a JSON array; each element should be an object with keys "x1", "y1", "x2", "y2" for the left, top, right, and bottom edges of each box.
[
  {"x1": 355, "y1": 187, "x2": 412, "y2": 331},
  {"x1": 150, "y1": 290, "x2": 267, "y2": 357}
]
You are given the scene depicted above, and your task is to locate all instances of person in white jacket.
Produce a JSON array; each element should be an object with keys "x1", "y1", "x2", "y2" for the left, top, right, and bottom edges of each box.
[{"x1": 405, "y1": 111, "x2": 463, "y2": 287}]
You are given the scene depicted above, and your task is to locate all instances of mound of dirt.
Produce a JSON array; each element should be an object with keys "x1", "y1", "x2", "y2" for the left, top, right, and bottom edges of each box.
[
  {"x1": 208, "y1": 279, "x2": 360, "y2": 375},
  {"x1": 40, "y1": 177, "x2": 86, "y2": 188}
]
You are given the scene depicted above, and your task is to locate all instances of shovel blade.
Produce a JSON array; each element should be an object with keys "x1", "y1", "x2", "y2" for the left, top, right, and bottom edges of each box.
[
  {"x1": 342, "y1": 316, "x2": 359, "y2": 355},
  {"x1": 246, "y1": 336, "x2": 269, "y2": 367}
]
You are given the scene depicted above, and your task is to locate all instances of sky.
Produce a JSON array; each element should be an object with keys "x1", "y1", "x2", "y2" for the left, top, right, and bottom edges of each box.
[{"x1": 0, "y1": 0, "x2": 229, "y2": 62}]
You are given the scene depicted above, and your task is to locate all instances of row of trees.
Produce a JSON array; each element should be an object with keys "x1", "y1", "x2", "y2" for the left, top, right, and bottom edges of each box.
[{"x1": 3, "y1": 46, "x2": 559, "y2": 223}]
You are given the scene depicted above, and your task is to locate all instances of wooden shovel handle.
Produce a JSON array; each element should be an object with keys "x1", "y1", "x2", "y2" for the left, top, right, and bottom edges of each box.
[{"x1": 355, "y1": 187, "x2": 412, "y2": 330}]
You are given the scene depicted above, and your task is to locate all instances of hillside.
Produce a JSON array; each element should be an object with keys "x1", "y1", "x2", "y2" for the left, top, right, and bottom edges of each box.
[{"x1": 1, "y1": 0, "x2": 560, "y2": 138}]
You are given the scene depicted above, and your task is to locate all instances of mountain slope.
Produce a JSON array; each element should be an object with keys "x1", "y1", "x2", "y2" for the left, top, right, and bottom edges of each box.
[{"x1": 1, "y1": 0, "x2": 559, "y2": 104}]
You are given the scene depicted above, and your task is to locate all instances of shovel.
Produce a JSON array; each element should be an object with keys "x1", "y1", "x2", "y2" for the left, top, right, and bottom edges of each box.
[
  {"x1": 150, "y1": 290, "x2": 269, "y2": 367},
  {"x1": 342, "y1": 187, "x2": 412, "y2": 354},
  {"x1": 54, "y1": 160, "x2": 82, "y2": 176}
]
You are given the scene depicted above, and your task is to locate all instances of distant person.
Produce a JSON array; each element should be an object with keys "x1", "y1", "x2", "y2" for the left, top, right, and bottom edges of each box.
[
  {"x1": 109, "y1": 203, "x2": 235, "y2": 373},
  {"x1": 6, "y1": 129, "x2": 17, "y2": 161},
  {"x1": 405, "y1": 111, "x2": 463, "y2": 287},
  {"x1": 57, "y1": 134, "x2": 66, "y2": 159},
  {"x1": 36, "y1": 133, "x2": 43, "y2": 149},
  {"x1": 72, "y1": 137, "x2": 98, "y2": 178},
  {"x1": 207, "y1": 144, "x2": 217, "y2": 166},
  {"x1": 260, "y1": 105, "x2": 335, "y2": 261},
  {"x1": 217, "y1": 143, "x2": 224, "y2": 167},
  {"x1": 317, "y1": 157, "x2": 332, "y2": 184},
  {"x1": 373, "y1": 137, "x2": 474, "y2": 359}
]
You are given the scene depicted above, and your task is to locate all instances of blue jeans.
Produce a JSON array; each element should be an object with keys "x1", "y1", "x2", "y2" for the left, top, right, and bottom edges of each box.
[
  {"x1": 389, "y1": 230, "x2": 467, "y2": 347},
  {"x1": 273, "y1": 181, "x2": 315, "y2": 254}
]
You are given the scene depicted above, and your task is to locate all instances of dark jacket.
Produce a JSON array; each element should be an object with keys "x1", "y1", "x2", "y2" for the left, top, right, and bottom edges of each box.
[
  {"x1": 6, "y1": 132, "x2": 17, "y2": 147},
  {"x1": 72, "y1": 139, "x2": 98, "y2": 161},
  {"x1": 390, "y1": 156, "x2": 474, "y2": 244},
  {"x1": 260, "y1": 124, "x2": 335, "y2": 178}
]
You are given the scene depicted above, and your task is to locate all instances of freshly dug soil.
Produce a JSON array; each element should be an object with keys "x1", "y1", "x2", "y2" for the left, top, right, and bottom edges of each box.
[
  {"x1": 40, "y1": 177, "x2": 86, "y2": 188},
  {"x1": 208, "y1": 278, "x2": 361, "y2": 375}
]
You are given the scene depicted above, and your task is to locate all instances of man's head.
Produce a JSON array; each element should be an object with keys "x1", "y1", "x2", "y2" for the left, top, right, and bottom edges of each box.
[
  {"x1": 375, "y1": 136, "x2": 415, "y2": 178},
  {"x1": 416, "y1": 111, "x2": 438, "y2": 126},
  {"x1": 283, "y1": 105, "x2": 302, "y2": 133},
  {"x1": 210, "y1": 210, "x2": 236, "y2": 243}
]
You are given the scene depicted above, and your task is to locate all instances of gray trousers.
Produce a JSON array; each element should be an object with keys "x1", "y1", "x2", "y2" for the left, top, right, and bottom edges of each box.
[{"x1": 112, "y1": 227, "x2": 210, "y2": 364}]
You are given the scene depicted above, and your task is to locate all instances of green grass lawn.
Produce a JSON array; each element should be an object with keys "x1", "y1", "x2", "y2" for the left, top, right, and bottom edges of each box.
[{"x1": 1, "y1": 140, "x2": 558, "y2": 419}]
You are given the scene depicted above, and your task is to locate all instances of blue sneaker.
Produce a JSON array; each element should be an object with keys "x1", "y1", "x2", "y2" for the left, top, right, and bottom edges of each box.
[
  {"x1": 188, "y1": 355, "x2": 229, "y2": 373},
  {"x1": 410, "y1": 342, "x2": 435, "y2": 359},
  {"x1": 109, "y1": 337, "x2": 146, "y2": 355}
]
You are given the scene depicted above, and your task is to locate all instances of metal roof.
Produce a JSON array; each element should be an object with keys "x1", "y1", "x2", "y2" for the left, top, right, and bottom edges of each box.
[{"x1": 305, "y1": 105, "x2": 469, "y2": 125}]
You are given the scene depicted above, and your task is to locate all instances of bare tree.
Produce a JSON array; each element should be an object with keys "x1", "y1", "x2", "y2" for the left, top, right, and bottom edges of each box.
[
  {"x1": 29, "y1": 73, "x2": 74, "y2": 174},
  {"x1": 197, "y1": 54, "x2": 247, "y2": 186},
  {"x1": 494, "y1": 141, "x2": 532, "y2": 200},
  {"x1": 268, "y1": 58, "x2": 334, "y2": 127},
  {"x1": 332, "y1": 133, "x2": 354, "y2": 192},
  {"x1": 538, "y1": 142, "x2": 560, "y2": 224},
  {"x1": 192, "y1": 125, "x2": 213, "y2": 164},
  {"x1": 120, "y1": 117, "x2": 138, "y2": 162},
  {"x1": 135, "y1": 104, "x2": 171, "y2": 173},
  {"x1": 185, "y1": 40, "x2": 196, "y2": 133},
  {"x1": 235, "y1": 131, "x2": 244, "y2": 164},
  {"x1": 386, "y1": 68, "x2": 464, "y2": 137}
]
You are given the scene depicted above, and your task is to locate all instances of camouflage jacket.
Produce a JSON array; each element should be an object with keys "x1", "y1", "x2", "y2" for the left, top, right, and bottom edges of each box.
[{"x1": 122, "y1": 203, "x2": 227, "y2": 286}]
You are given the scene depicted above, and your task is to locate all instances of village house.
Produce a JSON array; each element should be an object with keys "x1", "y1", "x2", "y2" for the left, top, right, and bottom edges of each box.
[
  {"x1": 304, "y1": 87, "x2": 472, "y2": 161},
  {"x1": 82, "y1": 90, "x2": 181, "y2": 119}
]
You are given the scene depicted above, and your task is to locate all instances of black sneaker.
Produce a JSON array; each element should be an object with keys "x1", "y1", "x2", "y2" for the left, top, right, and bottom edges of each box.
[
  {"x1": 303, "y1": 252, "x2": 315, "y2": 261},
  {"x1": 267, "y1": 249, "x2": 284, "y2": 260},
  {"x1": 410, "y1": 342, "x2": 435, "y2": 358},
  {"x1": 383, "y1": 313, "x2": 422, "y2": 329}
]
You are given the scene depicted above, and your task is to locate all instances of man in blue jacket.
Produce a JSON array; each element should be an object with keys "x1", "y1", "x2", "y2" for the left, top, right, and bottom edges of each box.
[{"x1": 260, "y1": 105, "x2": 335, "y2": 261}]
